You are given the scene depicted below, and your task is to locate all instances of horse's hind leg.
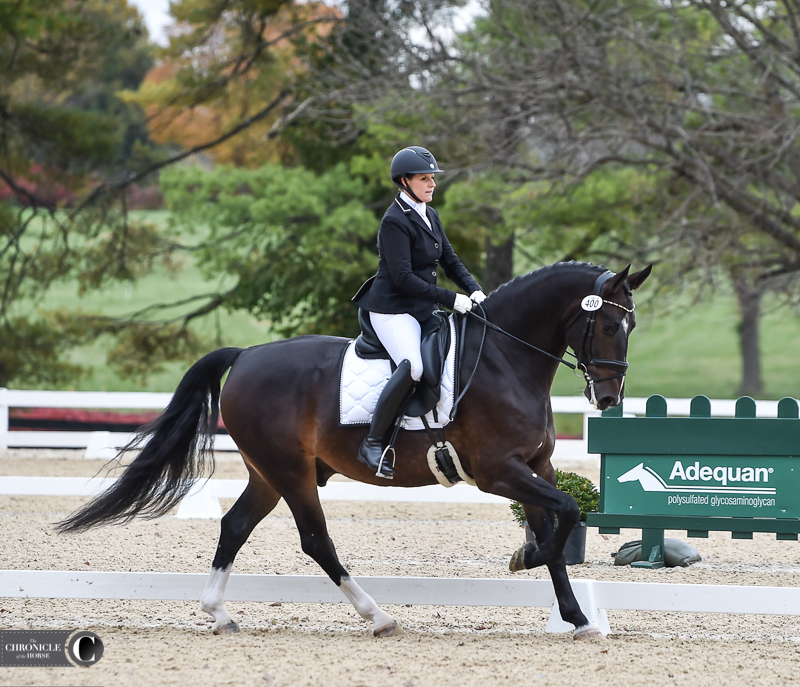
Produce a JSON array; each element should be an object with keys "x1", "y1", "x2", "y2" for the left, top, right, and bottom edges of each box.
[
  {"x1": 200, "y1": 477, "x2": 281, "y2": 634},
  {"x1": 283, "y1": 486, "x2": 403, "y2": 637}
]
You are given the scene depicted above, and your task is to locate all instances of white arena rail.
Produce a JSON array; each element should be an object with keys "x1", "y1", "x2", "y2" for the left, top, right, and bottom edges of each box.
[
  {"x1": 1, "y1": 389, "x2": 792, "y2": 517},
  {"x1": 3, "y1": 570, "x2": 800, "y2": 635},
  {"x1": 0, "y1": 388, "x2": 238, "y2": 457},
  {"x1": 0, "y1": 476, "x2": 509, "y2": 519}
]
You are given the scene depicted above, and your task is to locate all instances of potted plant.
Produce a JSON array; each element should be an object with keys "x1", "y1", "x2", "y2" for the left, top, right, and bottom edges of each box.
[{"x1": 510, "y1": 470, "x2": 600, "y2": 565}]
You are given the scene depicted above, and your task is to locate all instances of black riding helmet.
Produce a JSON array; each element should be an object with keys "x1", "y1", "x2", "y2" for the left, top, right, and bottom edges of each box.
[{"x1": 390, "y1": 146, "x2": 444, "y2": 202}]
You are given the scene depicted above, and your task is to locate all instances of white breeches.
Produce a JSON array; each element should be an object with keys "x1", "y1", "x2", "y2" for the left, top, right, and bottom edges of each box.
[{"x1": 369, "y1": 312, "x2": 424, "y2": 382}]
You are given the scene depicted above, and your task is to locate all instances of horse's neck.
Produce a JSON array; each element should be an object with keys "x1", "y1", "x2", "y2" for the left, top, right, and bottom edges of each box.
[
  {"x1": 485, "y1": 274, "x2": 586, "y2": 350},
  {"x1": 470, "y1": 293, "x2": 564, "y2": 397},
  {"x1": 477, "y1": 271, "x2": 597, "y2": 392}
]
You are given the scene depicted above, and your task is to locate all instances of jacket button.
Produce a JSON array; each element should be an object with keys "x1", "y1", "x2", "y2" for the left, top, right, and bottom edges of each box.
[
  {"x1": 432, "y1": 270, "x2": 437, "y2": 277},
  {"x1": 435, "y1": 243, "x2": 439, "y2": 248}
]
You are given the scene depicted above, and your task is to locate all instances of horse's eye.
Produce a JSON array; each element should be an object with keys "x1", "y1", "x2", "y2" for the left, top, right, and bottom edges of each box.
[{"x1": 602, "y1": 322, "x2": 620, "y2": 335}]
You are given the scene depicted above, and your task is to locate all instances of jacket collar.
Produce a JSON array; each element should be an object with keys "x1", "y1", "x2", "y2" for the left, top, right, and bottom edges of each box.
[
  {"x1": 394, "y1": 193, "x2": 415, "y2": 213},
  {"x1": 394, "y1": 193, "x2": 435, "y2": 233}
]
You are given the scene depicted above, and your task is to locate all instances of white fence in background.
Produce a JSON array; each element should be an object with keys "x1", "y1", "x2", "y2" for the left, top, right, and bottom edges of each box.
[
  {"x1": 0, "y1": 387, "x2": 790, "y2": 459},
  {"x1": 3, "y1": 570, "x2": 800, "y2": 635},
  {"x1": 0, "y1": 388, "x2": 236, "y2": 457},
  {"x1": 1, "y1": 387, "x2": 598, "y2": 458},
  {"x1": 0, "y1": 476, "x2": 509, "y2": 519}
]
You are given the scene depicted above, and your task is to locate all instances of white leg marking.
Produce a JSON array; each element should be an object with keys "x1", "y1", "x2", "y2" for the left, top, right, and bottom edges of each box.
[
  {"x1": 200, "y1": 564, "x2": 236, "y2": 632},
  {"x1": 340, "y1": 577, "x2": 402, "y2": 636}
]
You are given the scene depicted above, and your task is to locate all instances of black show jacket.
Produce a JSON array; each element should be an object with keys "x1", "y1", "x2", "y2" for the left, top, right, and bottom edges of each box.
[{"x1": 353, "y1": 194, "x2": 481, "y2": 321}]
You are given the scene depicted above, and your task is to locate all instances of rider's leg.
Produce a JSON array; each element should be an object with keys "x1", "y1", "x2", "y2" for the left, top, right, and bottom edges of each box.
[
  {"x1": 369, "y1": 312, "x2": 424, "y2": 383},
  {"x1": 357, "y1": 313, "x2": 421, "y2": 478}
]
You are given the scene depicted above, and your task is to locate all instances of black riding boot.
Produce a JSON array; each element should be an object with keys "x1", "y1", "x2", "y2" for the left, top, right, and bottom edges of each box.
[{"x1": 357, "y1": 359, "x2": 416, "y2": 479}]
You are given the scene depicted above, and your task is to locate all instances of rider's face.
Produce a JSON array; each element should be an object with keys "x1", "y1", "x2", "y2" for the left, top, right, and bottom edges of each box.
[{"x1": 404, "y1": 173, "x2": 436, "y2": 202}]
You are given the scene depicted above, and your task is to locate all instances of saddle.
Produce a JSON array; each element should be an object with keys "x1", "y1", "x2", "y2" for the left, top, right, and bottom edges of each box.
[{"x1": 354, "y1": 309, "x2": 452, "y2": 419}]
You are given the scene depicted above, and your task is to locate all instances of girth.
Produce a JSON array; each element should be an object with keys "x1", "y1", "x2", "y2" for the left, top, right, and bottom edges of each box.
[{"x1": 354, "y1": 309, "x2": 453, "y2": 418}]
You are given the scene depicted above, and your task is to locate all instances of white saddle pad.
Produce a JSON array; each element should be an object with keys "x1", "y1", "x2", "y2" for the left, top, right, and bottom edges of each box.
[{"x1": 339, "y1": 315, "x2": 457, "y2": 431}]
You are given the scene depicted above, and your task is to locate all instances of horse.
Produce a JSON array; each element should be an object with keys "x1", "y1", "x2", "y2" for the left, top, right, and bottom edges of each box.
[{"x1": 57, "y1": 261, "x2": 651, "y2": 641}]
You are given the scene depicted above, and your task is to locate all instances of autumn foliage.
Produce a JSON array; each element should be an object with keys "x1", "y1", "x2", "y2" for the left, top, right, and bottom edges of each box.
[{"x1": 133, "y1": 2, "x2": 340, "y2": 168}]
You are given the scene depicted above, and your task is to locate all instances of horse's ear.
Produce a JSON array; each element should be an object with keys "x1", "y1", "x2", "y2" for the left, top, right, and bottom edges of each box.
[
  {"x1": 627, "y1": 264, "x2": 653, "y2": 291},
  {"x1": 600, "y1": 265, "x2": 631, "y2": 295}
]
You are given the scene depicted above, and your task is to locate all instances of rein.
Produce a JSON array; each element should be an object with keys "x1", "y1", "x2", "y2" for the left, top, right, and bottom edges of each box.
[
  {"x1": 466, "y1": 309, "x2": 577, "y2": 370},
  {"x1": 451, "y1": 305, "x2": 575, "y2": 419}
]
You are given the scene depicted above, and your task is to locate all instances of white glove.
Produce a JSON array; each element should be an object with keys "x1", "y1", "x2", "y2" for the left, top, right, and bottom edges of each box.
[
  {"x1": 453, "y1": 293, "x2": 473, "y2": 313},
  {"x1": 470, "y1": 290, "x2": 487, "y2": 304}
]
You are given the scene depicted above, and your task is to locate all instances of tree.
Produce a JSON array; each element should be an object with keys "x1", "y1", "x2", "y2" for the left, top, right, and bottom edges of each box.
[
  {"x1": 424, "y1": 0, "x2": 800, "y2": 396},
  {"x1": 0, "y1": 0, "x2": 170, "y2": 387},
  {"x1": 125, "y1": 1, "x2": 344, "y2": 168},
  {"x1": 159, "y1": 161, "x2": 379, "y2": 338},
  {"x1": 112, "y1": 0, "x2": 487, "y2": 346},
  {"x1": 0, "y1": 0, "x2": 499, "y2": 388},
  {"x1": 0, "y1": 0, "x2": 390, "y2": 387}
]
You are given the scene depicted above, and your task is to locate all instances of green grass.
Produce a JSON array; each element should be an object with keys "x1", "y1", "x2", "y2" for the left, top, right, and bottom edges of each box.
[
  {"x1": 22, "y1": 211, "x2": 269, "y2": 392},
  {"x1": 18, "y1": 212, "x2": 800, "y2": 400},
  {"x1": 551, "y1": 294, "x2": 800, "y2": 402}
]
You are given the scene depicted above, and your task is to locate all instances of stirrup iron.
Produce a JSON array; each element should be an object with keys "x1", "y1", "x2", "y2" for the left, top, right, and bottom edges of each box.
[{"x1": 375, "y1": 445, "x2": 396, "y2": 479}]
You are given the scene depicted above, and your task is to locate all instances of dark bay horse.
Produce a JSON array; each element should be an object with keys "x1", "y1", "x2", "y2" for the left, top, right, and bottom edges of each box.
[{"x1": 58, "y1": 261, "x2": 651, "y2": 640}]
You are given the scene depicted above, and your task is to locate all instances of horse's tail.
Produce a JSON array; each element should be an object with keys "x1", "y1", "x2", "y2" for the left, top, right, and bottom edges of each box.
[{"x1": 56, "y1": 347, "x2": 244, "y2": 533}]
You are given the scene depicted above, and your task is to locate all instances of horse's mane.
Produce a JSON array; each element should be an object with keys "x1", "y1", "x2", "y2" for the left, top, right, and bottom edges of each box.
[{"x1": 487, "y1": 261, "x2": 607, "y2": 301}]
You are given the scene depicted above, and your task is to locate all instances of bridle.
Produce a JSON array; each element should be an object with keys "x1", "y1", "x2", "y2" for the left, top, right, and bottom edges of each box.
[
  {"x1": 565, "y1": 269, "x2": 635, "y2": 387},
  {"x1": 454, "y1": 269, "x2": 634, "y2": 414}
]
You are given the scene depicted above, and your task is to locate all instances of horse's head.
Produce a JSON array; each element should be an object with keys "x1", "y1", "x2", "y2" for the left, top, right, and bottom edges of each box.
[{"x1": 565, "y1": 264, "x2": 652, "y2": 410}]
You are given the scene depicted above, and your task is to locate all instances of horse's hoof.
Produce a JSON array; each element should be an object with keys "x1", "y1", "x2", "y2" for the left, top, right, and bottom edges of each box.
[
  {"x1": 509, "y1": 542, "x2": 538, "y2": 571},
  {"x1": 213, "y1": 621, "x2": 240, "y2": 636},
  {"x1": 509, "y1": 546, "x2": 526, "y2": 571},
  {"x1": 573, "y1": 624, "x2": 605, "y2": 641},
  {"x1": 373, "y1": 620, "x2": 404, "y2": 637}
]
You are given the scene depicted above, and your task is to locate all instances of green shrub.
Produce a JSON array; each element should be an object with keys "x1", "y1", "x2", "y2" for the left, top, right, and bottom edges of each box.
[{"x1": 510, "y1": 470, "x2": 599, "y2": 525}]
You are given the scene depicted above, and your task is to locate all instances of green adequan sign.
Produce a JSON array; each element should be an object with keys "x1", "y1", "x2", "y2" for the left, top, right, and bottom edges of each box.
[
  {"x1": 602, "y1": 455, "x2": 794, "y2": 518},
  {"x1": 589, "y1": 395, "x2": 800, "y2": 521}
]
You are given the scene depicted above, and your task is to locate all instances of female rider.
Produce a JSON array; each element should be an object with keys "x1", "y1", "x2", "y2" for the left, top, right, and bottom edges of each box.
[{"x1": 352, "y1": 146, "x2": 486, "y2": 479}]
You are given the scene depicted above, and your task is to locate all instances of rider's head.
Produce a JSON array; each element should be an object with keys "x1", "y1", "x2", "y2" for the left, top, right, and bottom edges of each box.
[{"x1": 390, "y1": 146, "x2": 444, "y2": 203}]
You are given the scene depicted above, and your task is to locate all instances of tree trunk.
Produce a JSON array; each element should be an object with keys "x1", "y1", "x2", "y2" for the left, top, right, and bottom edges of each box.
[
  {"x1": 484, "y1": 233, "x2": 514, "y2": 293},
  {"x1": 732, "y1": 276, "x2": 764, "y2": 397}
]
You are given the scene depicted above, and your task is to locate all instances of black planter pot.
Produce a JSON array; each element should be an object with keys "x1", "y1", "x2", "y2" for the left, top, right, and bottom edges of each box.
[{"x1": 524, "y1": 520, "x2": 587, "y2": 565}]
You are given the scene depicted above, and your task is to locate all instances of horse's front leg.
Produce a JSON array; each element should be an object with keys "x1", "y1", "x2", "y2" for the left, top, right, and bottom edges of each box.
[
  {"x1": 478, "y1": 459, "x2": 604, "y2": 639},
  {"x1": 520, "y1": 504, "x2": 604, "y2": 641},
  {"x1": 487, "y1": 459, "x2": 579, "y2": 570}
]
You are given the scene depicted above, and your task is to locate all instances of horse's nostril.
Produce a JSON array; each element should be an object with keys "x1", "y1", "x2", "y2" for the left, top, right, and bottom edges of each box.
[{"x1": 598, "y1": 395, "x2": 618, "y2": 410}]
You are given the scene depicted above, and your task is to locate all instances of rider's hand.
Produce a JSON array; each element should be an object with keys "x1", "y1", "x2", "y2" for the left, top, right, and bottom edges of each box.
[
  {"x1": 453, "y1": 293, "x2": 473, "y2": 314},
  {"x1": 470, "y1": 290, "x2": 487, "y2": 304}
]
